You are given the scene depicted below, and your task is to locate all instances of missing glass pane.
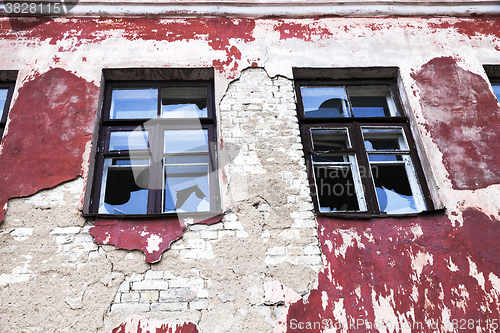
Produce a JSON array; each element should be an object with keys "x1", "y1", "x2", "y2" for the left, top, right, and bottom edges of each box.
[
  {"x1": 301, "y1": 87, "x2": 348, "y2": 118},
  {"x1": 314, "y1": 165, "x2": 359, "y2": 212},
  {"x1": 110, "y1": 88, "x2": 158, "y2": 119},
  {"x1": 161, "y1": 87, "x2": 208, "y2": 118},
  {"x1": 101, "y1": 165, "x2": 149, "y2": 214},
  {"x1": 372, "y1": 164, "x2": 418, "y2": 214},
  {"x1": 362, "y1": 127, "x2": 407, "y2": 151},
  {"x1": 311, "y1": 128, "x2": 350, "y2": 151}
]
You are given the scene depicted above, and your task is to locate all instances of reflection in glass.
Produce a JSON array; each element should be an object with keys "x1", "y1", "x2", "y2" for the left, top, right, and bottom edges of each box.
[
  {"x1": 301, "y1": 87, "x2": 348, "y2": 118},
  {"x1": 110, "y1": 88, "x2": 158, "y2": 119},
  {"x1": 0, "y1": 89, "x2": 7, "y2": 116},
  {"x1": 347, "y1": 85, "x2": 396, "y2": 117},
  {"x1": 164, "y1": 164, "x2": 210, "y2": 213},
  {"x1": 99, "y1": 158, "x2": 149, "y2": 214},
  {"x1": 314, "y1": 165, "x2": 359, "y2": 212},
  {"x1": 164, "y1": 129, "x2": 208, "y2": 154},
  {"x1": 362, "y1": 127, "x2": 407, "y2": 151},
  {"x1": 372, "y1": 164, "x2": 418, "y2": 214},
  {"x1": 109, "y1": 131, "x2": 148, "y2": 151},
  {"x1": 161, "y1": 87, "x2": 208, "y2": 118},
  {"x1": 493, "y1": 84, "x2": 500, "y2": 101},
  {"x1": 311, "y1": 128, "x2": 350, "y2": 151},
  {"x1": 368, "y1": 154, "x2": 403, "y2": 162}
]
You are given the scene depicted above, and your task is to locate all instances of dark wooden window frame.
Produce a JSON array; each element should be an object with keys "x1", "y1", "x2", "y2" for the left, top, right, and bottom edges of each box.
[
  {"x1": 295, "y1": 79, "x2": 435, "y2": 218},
  {"x1": 87, "y1": 80, "x2": 219, "y2": 217},
  {"x1": 0, "y1": 82, "x2": 15, "y2": 142}
]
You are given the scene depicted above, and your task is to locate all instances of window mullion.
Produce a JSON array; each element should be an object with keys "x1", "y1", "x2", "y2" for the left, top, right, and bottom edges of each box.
[{"x1": 352, "y1": 122, "x2": 379, "y2": 214}]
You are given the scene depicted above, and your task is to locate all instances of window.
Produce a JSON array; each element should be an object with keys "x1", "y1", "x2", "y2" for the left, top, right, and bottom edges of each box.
[
  {"x1": 89, "y1": 80, "x2": 218, "y2": 215},
  {"x1": 295, "y1": 80, "x2": 434, "y2": 216},
  {"x1": 0, "y1": 82, "x2": 14, "y2": 142}
]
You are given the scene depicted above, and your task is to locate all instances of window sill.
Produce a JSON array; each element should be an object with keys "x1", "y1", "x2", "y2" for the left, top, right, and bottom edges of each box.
[
  {"x1": 316, "y1": 207, "x2": 446, "y2": 220},
  {"x1": 82, "y1": 210, "x2": 223, "y2": 220}
]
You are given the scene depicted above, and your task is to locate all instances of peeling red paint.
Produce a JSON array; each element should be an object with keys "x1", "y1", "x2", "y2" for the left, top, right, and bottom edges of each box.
[
  {"x1": 273, "y1": 20, "x2": 331, "y2": 41},
  {"x1": 0, "y1": 68, "x2": 98, "y2": 223},
  {"x1": 285, "y1": 210, "x2": 500, "y2": 332},
  {"x1": 90, "y1": 215, "x2": 222, "y2": 263},
  {"x1": 111, "y1": 315, "x2": 198, "y2": 333},
  {"x1": 0, "y1": 17, "x2": 255, "y2": 76},
  {"x1": 412, "y1": 56, "x2": 500, "y2": 190}
]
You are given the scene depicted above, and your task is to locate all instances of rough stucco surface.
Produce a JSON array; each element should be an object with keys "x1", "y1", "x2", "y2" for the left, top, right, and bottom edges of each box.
[{"x1": 0, "y1": 14, "x2": 500, "y2": 333}]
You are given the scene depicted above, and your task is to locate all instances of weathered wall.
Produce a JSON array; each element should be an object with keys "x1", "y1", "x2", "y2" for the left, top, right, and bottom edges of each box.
[{"x1": 0, "y1": 15, "x2": 500, "y2": 332}]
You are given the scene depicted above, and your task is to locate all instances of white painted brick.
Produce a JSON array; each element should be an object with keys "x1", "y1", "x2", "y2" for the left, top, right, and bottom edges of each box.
[
  {"x1": 160, "y1": 288, "x2": 197, "y2": 302},
  {"x1": 50, "y1": 227, "x2": 81, "y2": 235},
  {"x1": 73, "y1": 234, "x2": 94, "y2": 244},
  {"x1": 224, "y1": 213, "x2": 238, "y2": 221},
  {"x1": 200, "y1": 231, "x2": 218, "y2": 240},
  {"x1": 303, "y1": 245, "x2": 321, "y2": 255},
  {"x1": 118, "y1": 281, "x2": 130, "y2": 292},
  {"x1": 188, "y1": 224, "x2": 208, "y2": 232},
  {"x1": 183, "y1": 232, "x2": 200, "y2": 240},
  {"x1": 151, "y1": 302, "x2": 188, "y2": 311},
  {"x1": 224, "y1": 221, "x2": 244, "y2": 230},
  {"x1": 197, "y1": 289, "x2": 209, "y2": 299},
  {"x1": 298, "y1": 256, "x2": 322, "y2": 266},
  {"x1": 236, "y1": 230, "x2": 250, "y2": 238},
  {"x1": 291, "y1": 219, "x2": 317, "y2": 228},
  {"x1": 111, "y1": 303, "x2": 150, "y2": 312},
  {"x1": 189, "y1": 300, "x2": 208, "y2": 310},
  {"x1": 10, "y1": 228, "x2": 33, "y2": 238},
  {"x1": 127, "y1": 273, "x2": 144, "y2": 282},
  {"x1": 144, "y1": 270, "x2": 164, "y2": 280},
  {"x1": 55, "y1": 235, "x2": 74, "y2": 244},
  {"x1": 169, "y1": 277, "x2": 204, "y2": 289},
  {"x1": 141, "y1": 291, "x2": 159, "y2": 302},
  {"x1": 266, "y1": 247, "x2": 286, "y2": 256},
  {"x1": 185, "y1": 239, "x2": 206, "y2": 249},
  {"x1": 132, "y1": 280, "x2": 169, "y2": 290},
  {"x1": 120, "y1": 292, "x2": 140, "y2": 303}
]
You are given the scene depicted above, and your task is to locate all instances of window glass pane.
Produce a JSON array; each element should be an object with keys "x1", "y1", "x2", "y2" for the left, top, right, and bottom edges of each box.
[
  {"x1": 367, "y1": 154, "x2": 404, "y2": 162},
  {"x1": 493, "y1": 84, "x2": 500, "y2": 101},
  {"x1": 347, "y1": 85, "x2": 397, "y2": 117},
  {"x1": 314, "y1": 165, "x2": 359, "y2": 212},
  {"x1": 362, "y1": 127, "x2": 408, "y2": 151},
  {"x1": 100, "y1": 159, "x2": 149, "y2": 214},
  {"x1": 164, "y1": 164, "x2": 210, "y2": 213},
  {"x1": 311, "y1": 128, "x2": 350, "y2": 151},
  {"x1": 164, "y1": 129, "x2": 209, "y2": 154},
  {"x1": 109, "y1": 131, "x2": 148, "y2": 151},
  {"x1": 110, "y1": 88, "x2": 158, "y2": 119},
  {"x1": 372, "y1": 164, "x2": 419, "y2": 214},
  {"x1": 301, "y1": 87, "x2": 348, "y2": 118},
  {"x1": 161, "y1": 87, "x2": 208, "y2": 118},
  {"x1": 0, "y1": 89, "x2": 8, "y2": 115}
]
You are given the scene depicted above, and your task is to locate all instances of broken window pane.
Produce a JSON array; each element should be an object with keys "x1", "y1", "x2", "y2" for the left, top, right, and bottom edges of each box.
[
  {"x1": 164, "y1": 129, "x2": 209, "y2": 154},
  {"x1": 314, "y1": 165, "x2": 359, "y2": 212},
  {"x1": 301, "y1": 87, "x2": 349, "y2": 118},
  {"x1": 347, "y1": 85, "x2": 397, "y2": 117},
  {"x1": 362, "y1": 127, "x2": 408, "y2": 151},
  {"x1": 161, "y1": 87, "x2": 208, "y2": 118},
  {"x1": 110, "y1": 88, "x2": 158, "y2": 119},
  {"x1": 99, "y1": 158, "x2": 149, "y2": 214},
  {"x1": 311, "y1": 128, "x2": 350, "y2": 151},
  {"x1": 109, "y1": 131, "x2": 149, "y2": 151},
  {"x1": 372, "y1": 164, "x2": 419, "y2": 214},
  {"x1": 164, "y1": 164, "x2": 210, "y2": 213}
]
